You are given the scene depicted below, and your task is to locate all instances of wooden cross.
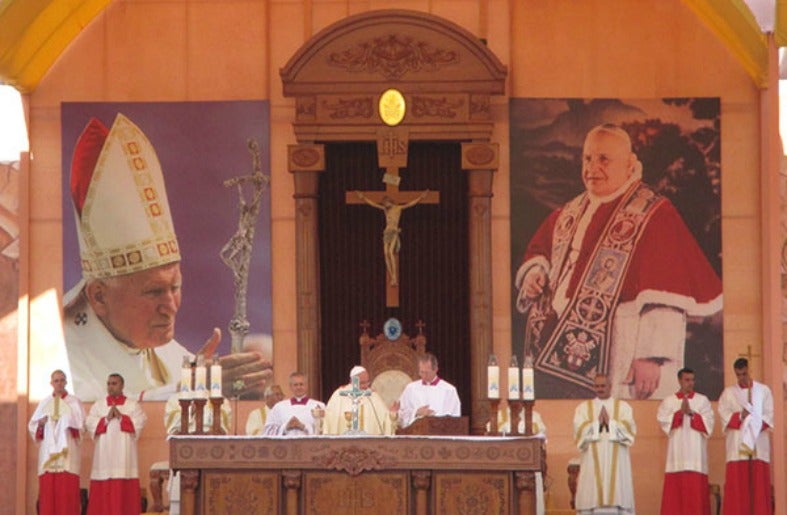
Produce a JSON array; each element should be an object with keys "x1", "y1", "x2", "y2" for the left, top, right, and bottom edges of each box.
[
  {"x1": 737, "y1": 344, "x2": 761, "y2": 361},
  {"x1": 737, "y1": 344, "x2": 762, "y2": 379},
  {"x1": 345, "y1": 127, "x2": 439, "y2": 307}
]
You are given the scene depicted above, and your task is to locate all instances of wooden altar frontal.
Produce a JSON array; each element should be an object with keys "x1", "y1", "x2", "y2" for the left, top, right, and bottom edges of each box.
[{"x1": 170, "y1": 435, "x2": 543, "y2": 514}]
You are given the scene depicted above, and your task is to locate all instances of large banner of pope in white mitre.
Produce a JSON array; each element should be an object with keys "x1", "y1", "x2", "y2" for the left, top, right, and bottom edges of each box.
[
  {"x1": 60, "y1": 101, "x2": 273, "y2": 402},
  {"x1": 510, "y1": 98, "x2": 723, "y2": 401}
]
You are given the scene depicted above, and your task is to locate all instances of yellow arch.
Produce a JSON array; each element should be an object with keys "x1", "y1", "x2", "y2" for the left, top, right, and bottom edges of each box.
[{"x1": 0, "y1": 0, "x2": 111, "y2": 93}]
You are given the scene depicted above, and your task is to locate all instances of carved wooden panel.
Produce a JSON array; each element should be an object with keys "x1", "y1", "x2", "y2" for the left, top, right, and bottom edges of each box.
[
  {"x1": 304, "y1": 472, "x2": 408, "y2": 514},
  {"x1": 281, "y1": 12, "x2": 506, "y2": 94},
  {"x1": 360, "y1": 329, "x2": 425, "y2": 381},
  {"x1": 202, "y1": 471, "x2": 278, "y2": 514},
  {"x1": 434, "y1": 472, "x2": 510, "y2": 514},
  {"x1": 170, "y1": 436, "x2": 542, "y2": 472}
]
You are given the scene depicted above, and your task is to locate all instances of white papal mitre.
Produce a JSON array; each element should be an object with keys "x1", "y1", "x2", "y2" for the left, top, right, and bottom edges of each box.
[{"x1": 69, "y1": 113, "x2": 180, "y2": 280}]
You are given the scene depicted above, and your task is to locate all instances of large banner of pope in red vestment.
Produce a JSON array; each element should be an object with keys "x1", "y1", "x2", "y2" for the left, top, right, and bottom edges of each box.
[
  {"x1": 510, "y1": 98, "x2": 723, "y2": 400},
  {"x1": 60, "y1": 102, "x2": 273, "y2": 402}
]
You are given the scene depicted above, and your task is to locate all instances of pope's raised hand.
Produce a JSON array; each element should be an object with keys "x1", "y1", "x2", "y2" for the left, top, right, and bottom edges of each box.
[{"x1": 197, "y1": 327, "x2": 274, "y2": 399}]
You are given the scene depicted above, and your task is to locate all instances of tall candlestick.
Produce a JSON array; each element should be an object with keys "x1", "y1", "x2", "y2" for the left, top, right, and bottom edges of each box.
[
  {"x1": 508, "y1": 355, "x2": 520, "y2": 400},
  {"x1": 487, "y1": 355, "x2": 499, "y2": 399},
  {"x1": 194, "y1": 355, "x2": 208, "y2": 399},
  {"x1": 210, "y1": 360, "x2": 223, "y2": 398},
  {"x1": 522, "y1": 354, "x2": 535, "y2": 400},
  {"x1": 180, "y1": 356, "x2": 193, "y2": 400}
]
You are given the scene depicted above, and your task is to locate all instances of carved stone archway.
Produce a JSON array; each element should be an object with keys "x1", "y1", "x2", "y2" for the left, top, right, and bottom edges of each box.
[{"x1": 281, "y1": 9, "x2": 507, "y2": 434}]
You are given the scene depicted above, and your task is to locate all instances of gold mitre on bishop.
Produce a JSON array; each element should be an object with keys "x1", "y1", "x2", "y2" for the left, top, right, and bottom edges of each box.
[{"x1": 69, "y1": 113, "x2": 180, "y2": 280}]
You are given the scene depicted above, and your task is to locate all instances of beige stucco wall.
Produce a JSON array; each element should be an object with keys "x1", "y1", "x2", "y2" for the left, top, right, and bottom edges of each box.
[{"x1": 17, "y1": 1, "x2": 774, "y2": 514}]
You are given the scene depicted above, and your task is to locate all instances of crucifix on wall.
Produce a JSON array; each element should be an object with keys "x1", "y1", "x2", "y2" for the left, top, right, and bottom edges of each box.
[{"x1": 345, "y1": 127, "x2": 439, "y2": 307}]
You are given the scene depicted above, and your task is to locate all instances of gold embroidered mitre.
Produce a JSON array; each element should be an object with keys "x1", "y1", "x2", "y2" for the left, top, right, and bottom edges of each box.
[{"x1": 70, "y1": 113, "x2": 180, "y2": 279}]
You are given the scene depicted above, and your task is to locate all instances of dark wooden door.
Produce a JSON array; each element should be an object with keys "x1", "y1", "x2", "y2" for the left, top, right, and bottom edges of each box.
[{"x1": 318, "y1": 141, "x2": 470, "y2": 411}]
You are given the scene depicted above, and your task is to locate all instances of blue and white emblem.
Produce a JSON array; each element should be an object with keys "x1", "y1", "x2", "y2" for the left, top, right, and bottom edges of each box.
[{"x1": 383, "y1": 318, "x2": 403, "y2": 341}]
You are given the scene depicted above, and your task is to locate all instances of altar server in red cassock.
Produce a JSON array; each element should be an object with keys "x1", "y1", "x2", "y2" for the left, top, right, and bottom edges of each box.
[
  {"x1": 28, "y1": 370, "x2": 85, "y2": 515},
  {"x1": 86, "y1": 373, "x2": 146, "y2": 515},
  {"x1": 718, "y1": 358, "x2": 773, "y2": 515},
  {"x1": 657, "y1": 367, "x2": 714, "y2": 515}
]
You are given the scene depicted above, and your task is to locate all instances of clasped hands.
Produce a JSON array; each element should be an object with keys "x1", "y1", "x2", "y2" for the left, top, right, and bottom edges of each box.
[
  {"x1": 106, "y1": 405, "x2": 122, "y2": 420},
  {"x1": 598, "y1": 405, "x2": 610, "y2": 432},
  {"x1": 285, "y1": 416, "x2": 306, "y2": 432},
  {"x1": 680, "y1": 396, "x2": 694, "y2": 416}
]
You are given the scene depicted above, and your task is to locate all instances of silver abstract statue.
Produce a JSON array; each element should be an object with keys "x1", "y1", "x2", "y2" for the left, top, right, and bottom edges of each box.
[{"x1": 221, "y1": 139, "x2": 270, "y2": 353}]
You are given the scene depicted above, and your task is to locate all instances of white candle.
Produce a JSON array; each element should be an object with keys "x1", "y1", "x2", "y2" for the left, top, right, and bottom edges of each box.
[
  {"x1": 522, "y1": 367, "x2": 535, "y2": 400},
  {"x1": 487, "y1": 365, "x2": 500, "y2": 399},
  {"x1": 180, "y1": 365, "x2": 192, "y2": 400},
  {"x1": 508, "y1": 364, "x2": 520, "y2": 400},
  {"x1": 210, "y1": 362, "x2": 222, "y2": 398},
  {"x1": 195, "y1": 364, "x2": 207, "y2": 399}
]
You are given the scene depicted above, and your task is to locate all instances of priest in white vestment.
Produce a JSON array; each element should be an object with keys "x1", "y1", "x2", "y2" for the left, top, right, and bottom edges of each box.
[
  {"x1": 263, "y1": 371, "x2": 325, "y2": 435},
  {"x1": 323, "y1": 366, "x2": 396, "y2": 435},
  {"x1": 718, "y1": 358, "x2": 773, "y2": 515},
  {"x1": 573, "y1": 374, "x2": 636, "y2": 514},
  {"x1": 398, "y1": 352, "x2": 461, "y2": 428},
  {"x1": 246, "y1": 384, "x2": 284, "y2": 435},
  {"x1": 28, "y1": 370, "x2": 85, "y2": 515},
  {"x1": 85, "y1": 373, "x2": 147, "y2": 515},
  {"x1": 656, "y1": 367, "x2": 714, "y2": 515}
]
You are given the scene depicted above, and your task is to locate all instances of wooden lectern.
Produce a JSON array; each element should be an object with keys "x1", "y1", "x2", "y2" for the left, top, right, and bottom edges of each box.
[{"x1": 396, "y1": 416, "x2": 469, "y2": 436}]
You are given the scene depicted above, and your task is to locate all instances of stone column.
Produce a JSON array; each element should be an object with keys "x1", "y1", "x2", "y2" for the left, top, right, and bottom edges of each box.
[
  {"x1": 462, "y1": 142, "x2": 497, "y2": 435},
  {"x1": 288, "y1": 144, "x2": 326, "y2": 394}
]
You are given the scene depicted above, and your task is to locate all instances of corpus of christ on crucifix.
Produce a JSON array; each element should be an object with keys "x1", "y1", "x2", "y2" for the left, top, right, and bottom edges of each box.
[{"x1": 345, "y1": 127, "x2": 440, "y2": 307}]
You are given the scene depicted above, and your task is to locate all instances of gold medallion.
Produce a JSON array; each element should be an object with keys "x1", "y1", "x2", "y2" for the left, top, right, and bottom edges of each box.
[{"x1": 379, "y1": 89, "x2": 406, "y2": 126}]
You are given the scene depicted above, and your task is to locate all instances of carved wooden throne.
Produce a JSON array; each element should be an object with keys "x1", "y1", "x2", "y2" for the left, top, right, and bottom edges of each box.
[{"x1": 359, "y1": 321, "x2": 426, "y2": 407}]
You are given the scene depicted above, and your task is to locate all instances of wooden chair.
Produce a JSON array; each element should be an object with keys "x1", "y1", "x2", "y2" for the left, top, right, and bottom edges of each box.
[{"x1": 359, "y1": 320, "x2": 426, "y2": 407}]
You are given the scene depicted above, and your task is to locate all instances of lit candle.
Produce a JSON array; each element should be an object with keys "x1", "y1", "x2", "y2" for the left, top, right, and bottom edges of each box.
[
  {"x1": 180, "y1": 357, "x2": 192, "y2": 400},
  {"x1": 210, "y1": 360, "x2": 222, "y2": 398},
  {"x1": 508, "y1": 355, "x2": 520, "y2": 400},
  {"x1": 522, "y1": 357, "x2": 535, "y2": 401},
  {"x1": 487, "y1": 354, "x2": 500, "y2": 399},
  {"x1": 194, "y1": 360, "x2": 207, "y2": 399}
]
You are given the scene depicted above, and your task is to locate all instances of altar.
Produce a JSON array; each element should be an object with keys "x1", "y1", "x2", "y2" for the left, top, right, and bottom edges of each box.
[{"x1": 170, "y1": 435, "x2": 544, "y2": 514}]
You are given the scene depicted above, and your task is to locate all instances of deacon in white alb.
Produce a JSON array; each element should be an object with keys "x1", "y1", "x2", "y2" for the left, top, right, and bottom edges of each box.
[
  {"x1": 397, "y1": 353, "x2": 461, "y2": 428},
  {"x1": 573, "y1": 374, "x2": 636, "y2": 514},
  {"x1": 263, "y1": 372, "x2": 325, "y2": 435}
]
